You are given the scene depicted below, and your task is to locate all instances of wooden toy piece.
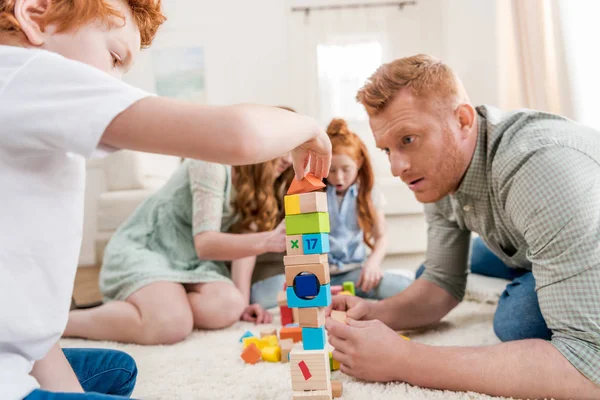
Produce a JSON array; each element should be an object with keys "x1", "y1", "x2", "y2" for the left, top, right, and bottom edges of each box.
[
  {"x1": 261, "y1": 345, "x2": 281, "y2": 362},
  {"x1": 338, "y1": 291, "x2": 353, "y2": 296},
  {"x1": 280, "y1": 326, "x2": 303, "y2": 343},
  {"x1": 260, "y1": 329, "x2": 277, "y2": 338},
  {"x1": 286, "y1": 234, "x2": 304, "y2": 256},
  {"x1": 298, "y1": 307, "x2": 325, "y2": 328},
  {"x1": 330, "y1": 310, "x2": 347, "y2": 325},
  {"x1": 302, "y1": 326, "x2": 326, "y2": 350},
  {"x1": 290, "y1": 348, "x2": 331, "y2": 391},
  {"x1": 299, "y1": 191, "x2": 328, "y2": 213},
  {"x1": 280, "y1": 338, "x2": 294, "y2": 363},
  {"x1": 331, "y1": 380, "x2": 343, "y2": 398},
  {"x1": 284, "y1": 254, "x2": 328, "y2": 266},
  {"x1": 241, "y1": 342, "x2": 261, "y2": 364},
  {"x1": 285, "y1": 262, "x2": 330, "y2": 286},
  {"x1": 242, "y1": 337, "x2": 261, "y2": 349},
  {"x1": 287, "y1": 173, "x2": 326, "y2": 195},
  {"x1": 397, "y1": 333, "x2": 411, "y2": 341},
  {"x1": 302, "y1": 233, "x2": 330, "y2": 255},
  {"x1": 330, "y1": 285, "x2": 343, "y2": 295},
  {"x1": 277, "y1": 290, "x2": 288, "y2": 307},
  {"x1": 287, "y1": 283, "x2": 331, "y2": 308},
  {"x1": 260, "y1": 335, "x2": 278, "y2": 348},
  {"x1": 281, "y1": 305, "x2": 294, "y2": 326},
  {"x1": 292, "y1": 390, "x2": 332, "y2": 400},
  {"x1": 342, "y1": 281, "x2": 355, "y2": 296},
  {"x1": 293, "y1": 307, "x2": 299, "y2": 324},
  {"x1": 239, "y1": 331, "x2": 254, "y2": 342},
  {"x1": 285, "y1": 212, "x2": 330, "y2": 235},
  {"x1": 285, "y1": 194, "x2": 301, "y2": 215},
  {"x1": 328, "y1": 352, "x2": 340, "y2": 371},
  {"x1": 295, "y1": 274, "x2": 320, "y2": 298}
]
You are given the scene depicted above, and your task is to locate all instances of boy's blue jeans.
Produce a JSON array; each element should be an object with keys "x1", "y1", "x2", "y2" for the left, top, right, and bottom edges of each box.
[
  {"x1": 251, "y1": 269, "x2": 412, "y2": 310},
  {"x1": 25, "y1": 349, "x2": 137, "y2": 399},
  {"x1": 416, "y1": 237, "x2": 552, "y2": 342}
]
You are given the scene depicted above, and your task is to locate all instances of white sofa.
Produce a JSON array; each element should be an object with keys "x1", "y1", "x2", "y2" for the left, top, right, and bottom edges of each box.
[{"x1": 80, "y1": 152, "x2": 427, "y2": 271}]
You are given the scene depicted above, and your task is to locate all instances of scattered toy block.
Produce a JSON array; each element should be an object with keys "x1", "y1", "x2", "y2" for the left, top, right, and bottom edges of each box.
[
  {"x1": 290, "y1": 348, "x2": 331, "y2": 391},
  {"x1": 331, "y1": 380, "x2": 343, "y2": 398},
  {"x1": 295, "y1": 274, "x2": 320, "y2": 298},
  {"x1": 261, "y1": 345, "x2": 281, "y2": 362},
  {"x1": 397, "y1": 333, "x2": 411, "y2": 341},
  {"x1": 330, "y1": 310, "x2": 347, "y2": 325},
  {"x1": 281, "y1": 305, "x2": 294, "y2": 326},
  {"x1": 285, "y1": 194, "x2": 301, "y2": 215},
  {"x1": 284, "y1": 254, "x2": 328, "y2": 266},
  {"x1": 338, "y1": 291, "x2": 353, "y2": 296},
  {"x1": 239, "y1": 331, "x2": 254, "y2": 342},
  {"x1": 280, "y1": 338, "x2": 294, "y2": 363},
  {"x1": 285, "y1": 262, "x2": 330, "y2": 286},
  {"x1": 285, "y1": 212, "x2": 330, "y2": 235},
  {"x1": 260, "y1": 329, "x2": 277, "y2": 338},
  {"x1": 342, "y1": 281, "x2": 355, "y2": 296},
  {"x1": 286, "y1": 234, "x2": 304, "y2": 256},
  {"x1": 298, "y1": 307, "x2": 325, "y2": 328},
  {"x1": 287, "y1": 284, "x2": 331, "y2": 308},
  {"x1": 280, "y1": 326, "x2": 303, "y2": 343},
  {"x1": 329, "y1": 352, "x2": 340, "y2": 371},
  {"x1": 302, "y1": 326, "x2": 326, "y2": 350},
  {"x1": 260, "y1": 335, "x2": 278, "y2": 348},
  {"x1": 287, "y1": 173, "x2": 325, "y2": 195},
  {"x1": 302, "y1": 233, "x2": 330, "y2": 255},
  {"x1": 330, "y1": 285, "x2": 343, "y2": 295},
  {"x1": 242, "y1": 337, "x2": 260, "y2": 349},
  {"x1": 241, "y1": 343, "x2": 261, "y2": 364}
]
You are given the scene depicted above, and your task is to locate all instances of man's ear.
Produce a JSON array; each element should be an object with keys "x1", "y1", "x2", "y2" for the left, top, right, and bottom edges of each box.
[
  {"x1": 13, "y1": 0, "x2": 50, "y2": 46},
  {"x1": 456, "y1": 103, "x2": 476, "y2": 139}
]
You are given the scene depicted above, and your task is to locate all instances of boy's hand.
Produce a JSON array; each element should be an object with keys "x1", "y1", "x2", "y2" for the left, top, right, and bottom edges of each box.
[
  {"x1": 357, "y1": 261, "x2": 383, "y2": 293},
  {"x1": 241, "y1": 304, "x2": 273, "y2": 324},
  {"x1": 291, "y1": 130, "x2": 332, "y2": 180},
  {"x1": 264, "y1": 220, "x2": 286, "y2": 253}
]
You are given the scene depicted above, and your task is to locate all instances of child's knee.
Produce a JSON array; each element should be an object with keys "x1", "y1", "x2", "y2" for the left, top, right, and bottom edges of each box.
[{"x1": 141, "y1": 308, "x2": 194, "y2": 345}]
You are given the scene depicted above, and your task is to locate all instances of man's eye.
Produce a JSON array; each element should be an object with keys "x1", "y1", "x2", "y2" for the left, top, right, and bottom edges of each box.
[{"x1": 402, "y1": 136, "x2": 415, "y2": 145}]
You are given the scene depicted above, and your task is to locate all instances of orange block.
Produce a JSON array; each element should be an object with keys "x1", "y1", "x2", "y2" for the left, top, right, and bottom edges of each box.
[
  {"x1": 280, "y1": 326, "x2": 303, "y2": 343},
  {"x1": 241, "y1": 342, "x2": 262, "y2": 364},
  {"x1": 287, "y1": 173, "x2": 326, "y2": 195}
]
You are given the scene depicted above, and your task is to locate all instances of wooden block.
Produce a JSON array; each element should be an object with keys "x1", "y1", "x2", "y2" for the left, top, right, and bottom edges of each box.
[
  {"x1": 302, "y1": 327, "x2": 326, "y2": 350},
  {"x1": 239, "y1": 330, "x2": 253, "y2": 342},
  {"x1": 261, "y1": 345, "x2": 281, "y2": 362},
  {"x1": 287, "y1": 284, "x2": 332, "y2": 308},
  {"x1": 277, "y1": 290, "x2": 287, "y2": 307},
  {"x1": 281, "y1": 305, "x2": 294, "y2": 326},
  {"x1": 285, "y1": 262, "x2": 330, "y2": 286},
  {"x1": 302, "y1": 233, "x2": 330, "y2": 255},
  {"x1": 285, "y1": 194, "x2": 301, "y2": 215},
  {"x1": 342, "y1": 281, "x2": 355, "y2": 296},
  {"x1": 287, "y1": 173, "x2": 326, "y2": 195},
  {"x1": 292, "y1": 390, "x2": 332, "y2": 400},
  {"x1": 290, "y1": 348, "x2": 331, "y2": 391},
  {"x1": 299, "y1": 191, "x2": 328, "y2": 213},
  {"x1": 280, "y1": 326, "x2": 303, "y2": 343},
  {"x1": 292, "y1": 307, "x2": 299, "y2": 323},
  {"x1": 284, "y1": 254, "x2": 328, "y2": 266},
  {"x1": 286, "y1": 234, "x2": 304, "y2": 256},
  {"x1": 242, "y1": 337, "x2": 260, "y2": 349},
  {"x1": 285, "y1": 212, "x2": 330, "y2": 235},
  {"x1": 240, "y1": 343, "x2": 261, "y2": 364},
  {"x1": 295, "y1": 274, "x2": 320, "y2": 298},
  {"x1": 280, "y1": 338, "x2": 294, "y2": 363},
  {"x1": 329, "y1": 352, "x2": 340, "y2": 371},
  {"x1": 260, "y1": 329, "x2": 277, "y2": 338},
  {"x1": 330, "y1": 310, "x2": 347, "y2": 324},
  {"x1": 331, "y1": 380, "x2": 343, "y2": 398},
  {"x1": 260, "y1": 335, "x2": 278, "y2": 348},
  {"x1": 298, "y1": 307, "x2": 325, "y2": 328},
  {"x1": 338, "y1": 291, "x2": 353, "y2": 296}
]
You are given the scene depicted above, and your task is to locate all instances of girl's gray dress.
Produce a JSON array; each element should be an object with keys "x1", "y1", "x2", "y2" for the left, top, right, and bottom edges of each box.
[{"x1": 100, "y1": 159, "x2": 237, "y2": 301}]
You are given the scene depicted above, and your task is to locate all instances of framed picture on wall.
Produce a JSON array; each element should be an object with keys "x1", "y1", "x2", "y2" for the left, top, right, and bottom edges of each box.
[{"x1": 152, "y1": 46, "x2": 206, "y2": 103}]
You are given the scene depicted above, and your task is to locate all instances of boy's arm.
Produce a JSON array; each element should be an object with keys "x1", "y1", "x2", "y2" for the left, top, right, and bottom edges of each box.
[
  {"x1": 30, "y1": 343, "x2": 83, "y2": 393},
  {"x1": 102, "y1": 99, "x2": 331, "y2": 178},
  {"x1": 230, "y1": 256, "x2": 257, "y2": 305}
]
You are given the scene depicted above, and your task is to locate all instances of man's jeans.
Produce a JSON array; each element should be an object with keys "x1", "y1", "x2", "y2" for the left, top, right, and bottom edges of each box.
[
  {"x1": 25, "y1": 348, "x2": 137, "y2": 399},
  {"x1": 416, "y1": 237, "x2": 552, "y2": 341}
]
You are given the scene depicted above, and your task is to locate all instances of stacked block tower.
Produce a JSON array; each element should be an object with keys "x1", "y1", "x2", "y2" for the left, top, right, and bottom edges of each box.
[{"x1": 284, "y1": 173, "x2": 342, "y2": 400}]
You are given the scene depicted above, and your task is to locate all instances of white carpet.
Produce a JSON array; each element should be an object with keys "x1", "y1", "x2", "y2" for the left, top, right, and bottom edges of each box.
[{"x1": 61, "y1": 275, "x2": 514, "y2": 400}]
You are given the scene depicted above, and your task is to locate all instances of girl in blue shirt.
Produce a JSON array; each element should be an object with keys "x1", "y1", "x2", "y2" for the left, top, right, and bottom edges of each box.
[{"x1": 325, "y1": 118, "x2": 412, "y2": 298}]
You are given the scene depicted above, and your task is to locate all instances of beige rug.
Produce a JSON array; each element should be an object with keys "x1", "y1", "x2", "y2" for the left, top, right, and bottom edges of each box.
[{"x1": 61, "y1": 275, "x2": 514, "y2": 400}]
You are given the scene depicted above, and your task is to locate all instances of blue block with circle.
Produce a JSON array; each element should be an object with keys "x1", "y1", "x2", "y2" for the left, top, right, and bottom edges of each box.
[
  {"x1": 302, "y1": 326, "x2": 327, "y2": 350},
  {"x1": 302, "y1": 233, "x2": 330, "y2": 255},
  {"x1": 294, "y1": 274, "x2": 319, "y2": 298},
  {"x1": 286, "y1": 283, "x2": 331, "y2": 308}
]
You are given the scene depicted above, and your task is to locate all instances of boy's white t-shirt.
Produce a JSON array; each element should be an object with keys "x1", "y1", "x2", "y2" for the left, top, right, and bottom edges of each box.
[{"x1": 0, "y1": 45, "x2": 150, "y2": 399}]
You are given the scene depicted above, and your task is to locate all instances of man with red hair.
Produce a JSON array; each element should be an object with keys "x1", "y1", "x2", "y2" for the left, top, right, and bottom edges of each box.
[{"x1": 0, "y1": 1, "x2": 331, "y2": 399}]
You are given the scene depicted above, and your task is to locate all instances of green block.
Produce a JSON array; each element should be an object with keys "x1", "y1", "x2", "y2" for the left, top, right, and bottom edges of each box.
[
  {"x1": 343, "y1": 281, "x2": 355, "y2": 296},
  {"x1": 285, "y1": 212, "x2": 330, "y2": 235}
]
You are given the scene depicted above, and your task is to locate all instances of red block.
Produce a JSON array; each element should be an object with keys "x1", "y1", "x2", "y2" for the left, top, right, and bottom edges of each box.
[
  {"x1": 298, "y1": 360, "x2": 312, "y2": 380},
  {"x1": 280, "y1": 305, "x2": 293, "y2": 326}
]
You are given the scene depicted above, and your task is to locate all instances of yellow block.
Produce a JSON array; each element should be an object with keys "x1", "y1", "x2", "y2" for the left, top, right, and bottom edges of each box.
[
  {"x1": 284, "y1": 195, "x2": 301, "y2": 215},
  {"x1": 329, "y1": 351, "x2": 340, "y2": 371},
  {"x1": 260, "y1": 335, "x2": 278, "y2": 348},
  {"x1": 399, "y1": 334, "x2": 410, "y2": 341},
  {"x1": 338, "y1": 291, "x2": 353, "y2": 296},
  {"x1": 243, "y1": 337, "x2": 261, "y2": 349},
  {"x1": 261, "y1": 346, "x2": 281, "y2": 362}
]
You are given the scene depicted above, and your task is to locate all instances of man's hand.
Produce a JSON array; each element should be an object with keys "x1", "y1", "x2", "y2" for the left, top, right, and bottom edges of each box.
[
  {"x1": 326, "y1": 318, "x2": 408, "y2": 382},
  {"x1": 240, "y1": 304, "x2": 273, "y2": 324},
  {"x1": 357, "y1": 260, "x2": 383, "y2": 293},
  {"x1": 328, "y1": 294, "x2": 374, "y2": 321}
]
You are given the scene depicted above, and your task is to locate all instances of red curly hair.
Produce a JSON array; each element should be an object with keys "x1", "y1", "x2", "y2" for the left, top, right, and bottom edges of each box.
[
  {"x1": 326, "y1": 118, "x2": 376, "y2": 249},
  {"x1": 0, "y1": 0, "x2": 165, "y2": 47}
]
